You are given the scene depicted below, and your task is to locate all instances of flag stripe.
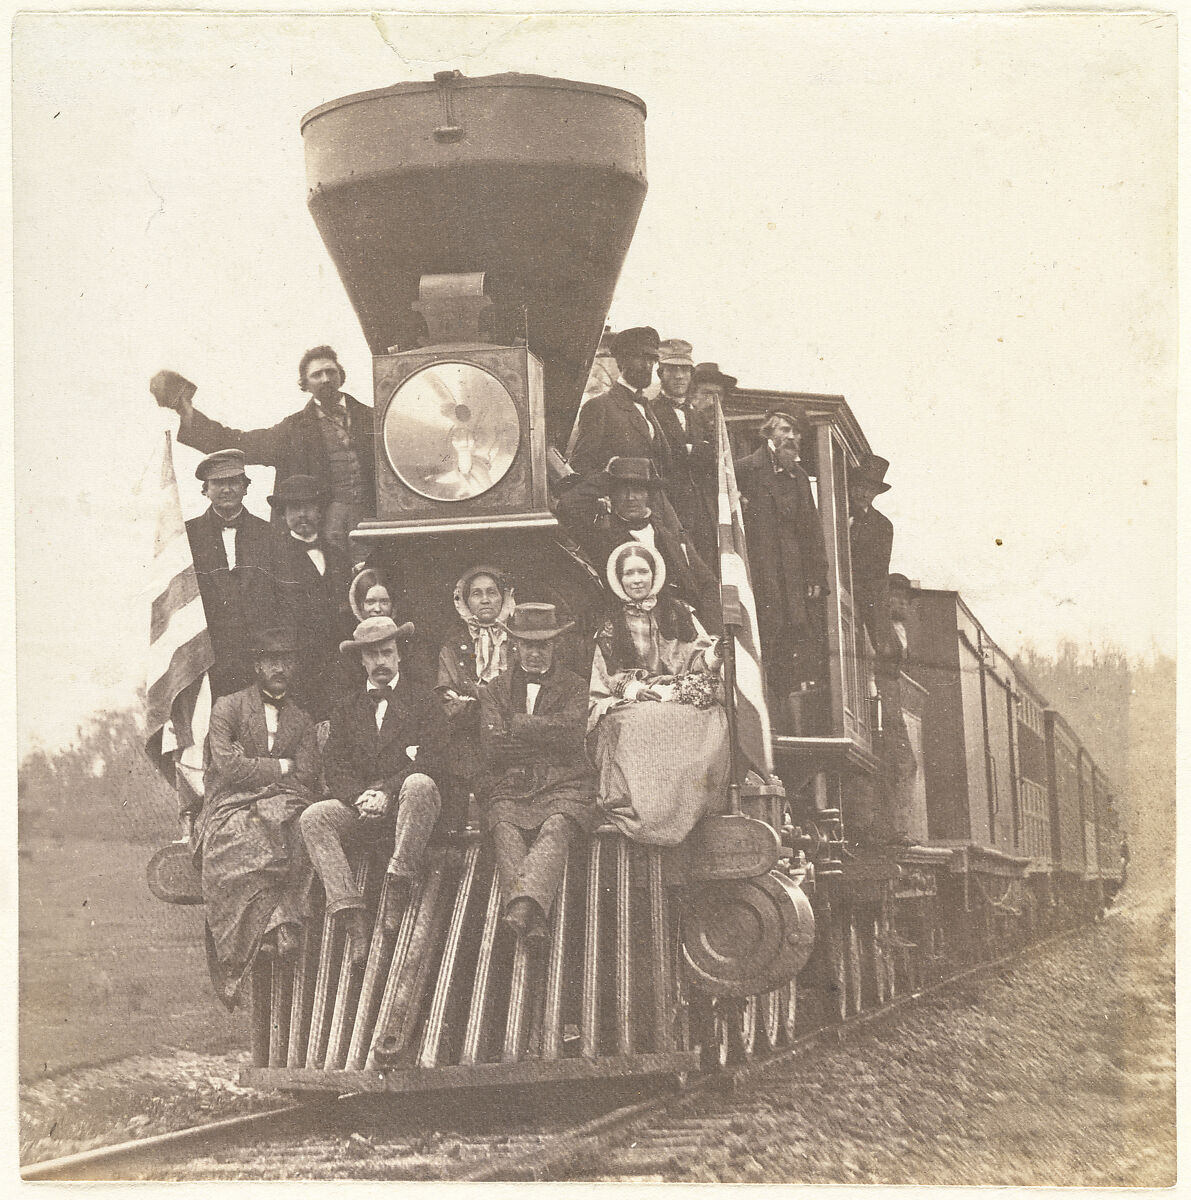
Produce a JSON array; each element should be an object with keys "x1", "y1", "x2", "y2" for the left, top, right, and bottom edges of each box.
[
  {"x1": 145, "y1": 628, "x2": 214, "y2": 736},
  {"x1": 145, "y1": 431, "x2": 214, "y2": 784},
  {"x1": 714, "y1": 401, "x2": 774, "y2": 778},
  {"x1": 149, "y1": 565, "x2": 202, "y2": 644}
]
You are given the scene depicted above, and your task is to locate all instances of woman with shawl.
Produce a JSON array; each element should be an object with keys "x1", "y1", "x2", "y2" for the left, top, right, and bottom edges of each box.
[
  {"x1": 588, "y1": 543, "x2": 731, "y2": 845},
  {"x1": 435, "y1": 565, "x2": 516, "y2": 826}
]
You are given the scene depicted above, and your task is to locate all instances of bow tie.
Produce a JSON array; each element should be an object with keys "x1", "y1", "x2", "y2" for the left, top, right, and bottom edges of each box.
[
  {"x1": 217, "y1": 514, "x2": 243, "y2": 530},
  {"x1": 367, "y1": 686, "x2": 393, "y2": 706},
  {"x1": 624, "y1": 597, "x2": 658, "y2": 615},
  {"x1": 261, "y1": 692, "x2": 287, "y2": 707}
]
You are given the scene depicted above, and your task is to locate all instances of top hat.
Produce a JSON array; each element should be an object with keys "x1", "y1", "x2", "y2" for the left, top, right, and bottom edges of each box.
[
  {"x1": 610, "y1": 326, "x2": 661, "y2": 362},
  {"x1": 252, "y1": 626, "x2": 298, "y2": 655},
  {"x1": 852, "y1": 454, "x2": 892, "y2": 494},
  {"x1": 339, "y1": 615, "x2": 416, "y2": 654},
  {"x1": 268, "y1": 474, "x2": 326, "y2": 508},
  {"x1": 196, "y1": 449, "x2": 248, "y2": 482},
  {"x1": 692, "y1": 362, "x2": 738, "y2": 391},
  {"x1": 505, "y1": 602, "x2": 575, "y2": 641},
  {"x1": 600, "y1": 456, "x2": 666, "y2": 492},
  {"x1": 657, "y1": 338, "x2": 694, "y2": 367}
]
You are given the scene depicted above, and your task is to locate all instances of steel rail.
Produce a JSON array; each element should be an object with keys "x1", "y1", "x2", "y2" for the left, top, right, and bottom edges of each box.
[
  {"x1": 450, "y1": 926, "x2": 1081, "y2": 1182},
  {"x1": 19, "y1": 925, "x2": 1083, "y2": 1183},
  {"x1": 20, "y1": 1094, "x2": 351, "y2": 1181}
]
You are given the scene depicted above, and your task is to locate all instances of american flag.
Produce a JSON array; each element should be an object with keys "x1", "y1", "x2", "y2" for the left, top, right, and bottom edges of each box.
[
  {"x1": 144, "y1": 432, "x2": 214, "y2": 796},
  {"x1": 713, "y1": 400, "x2": 775, "y2": 779}
]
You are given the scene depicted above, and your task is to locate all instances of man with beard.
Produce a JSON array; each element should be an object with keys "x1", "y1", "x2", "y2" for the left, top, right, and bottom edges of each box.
[
  {"x1": 736, "y1": 408, "x2": 829, "y2": 732},
  {"x1": 270, "y1": 475, "x2": 352, "y2": 722},
  {"x1": 647, "y1": 338, "x2": 717, "y2": 563},
  {"x1": 475, "y1": 604, "x2": 598, "y2": 943},
  {"x1": 195, "y1": 628, "x2": 319, "y2": 1007},
  {"x1": 183, "y1": 450, "x2": 279, "y2": 700},
  {"x1": 555, "y1": 456, "x2": 720, "y2": 631},
  {"x1": 150, "y1": 345, "x2": 374, "y2": 553},
  {"x1": 567, "y1": 326, "x2": 673, "y2": 481},
  {"x1": 300, "y1": 616, "x2": 447, "y2": 966}
]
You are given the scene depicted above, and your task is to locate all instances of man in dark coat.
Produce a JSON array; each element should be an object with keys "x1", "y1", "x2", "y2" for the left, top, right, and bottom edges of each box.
[
  {"x1": 269, "y1": 474, "x2": 353, "y2": 722},
  {"x1": 736, "y1": 408, "x2": 829, "y2": 730},
  {"x1": 848, "y1": 454, "x2": 915, "y2": 843},
  {"x1": 555, "y1": 456, "x2": 721, "y2": 631},
  {"x1": 475, "y1": 604, "x2": 598, "y2": 942},
  {"x1": 185, "y1": 449, "x2": 279, "y2": 700},
  {"x1": 150, "y1": 345, "x2": 374, "y2": 553},
  {"x1": 299, "y1": 616, "x2": 448, "y2": 964},
  {"x1": 568, "y1": 326, "x2": 674, "y2": 481},
  {"x1": 196, "y1": 628, "x2": 319, "y2": 1007},
  {"x1": 647, "y1": 339, "x2": 718, "y2": 564}
]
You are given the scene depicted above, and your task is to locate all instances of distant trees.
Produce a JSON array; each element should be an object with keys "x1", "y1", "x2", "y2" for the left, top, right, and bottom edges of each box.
[{"x1": 19, "y1": 699, "x2": 179, "y2": 845}]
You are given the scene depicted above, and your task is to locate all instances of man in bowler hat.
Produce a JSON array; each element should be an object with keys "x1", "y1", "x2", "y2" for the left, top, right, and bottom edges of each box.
[
  {"x1": 185, "y1": 449, "x2": 279, "y2": 700},
  {"x1": 475, "y1": 604, "x2": 598, "y2": 942},
  {"x1": 300, "y1": 616, "x2": 448, "y2": 965},
  {"x1": 269, "y1": 474, "x2": 352, "y2": 722},
  {"x1": 150, "y1": 345, "x2": 374, "y2": 553},
  {"x1": 196, "y1": 627, "x2": 320, "y2": 1006},
  {"x1": 736, "y1": 408, "x2": 830, "y2": 731},
  {"x1": 555, "y1": 456, "x2": 721, "y2": 630},
  {"x1": 687, "y1": 361, "x2": 738, "y2": 420}
]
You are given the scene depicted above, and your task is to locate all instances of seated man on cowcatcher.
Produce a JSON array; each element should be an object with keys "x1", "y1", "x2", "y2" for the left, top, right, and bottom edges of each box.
[
  {"x1": 299, "y1": 616, "x2": 447, "y2": 967},
  {"x1": 475, "y1": 603, "x2": 599, "y2": 943},
  {"x1": 196, "y1": 627, "x2": 320, "y2": 1009}
]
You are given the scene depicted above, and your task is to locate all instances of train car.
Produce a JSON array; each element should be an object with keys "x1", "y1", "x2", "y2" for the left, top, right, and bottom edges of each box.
[
  {"x1": 1093, "y1": 767, "x2": 1125, "y2": 900},
  {"x1": 1014, "y1": 673, "x2": 1055, "y2": 932},
  {"x1": 897, "y1": 585, "x2": 1031, "y2": 958},
  {"x1": 1044, "y1": 708, "x2": 1092, "y2": 924}
]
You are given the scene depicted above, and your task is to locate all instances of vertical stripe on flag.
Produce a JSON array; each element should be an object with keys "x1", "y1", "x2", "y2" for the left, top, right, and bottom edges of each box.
[
  {"x1": 144, "y1": 431, "x2": 214, "y2": 787},
  {"x1": 714, "y1": 400, "x2": 775, "y2": 779}
]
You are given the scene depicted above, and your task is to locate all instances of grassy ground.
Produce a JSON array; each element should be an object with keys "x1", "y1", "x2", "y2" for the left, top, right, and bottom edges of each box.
[{"x1": 19, "y1": 834, "x2": 248, "y2": 1080}]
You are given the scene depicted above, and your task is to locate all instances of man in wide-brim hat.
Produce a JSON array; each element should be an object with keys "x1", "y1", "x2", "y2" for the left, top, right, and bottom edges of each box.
[
  {"x1": 299, "y1": 616, "x2": 449, "y2": 964},
  {"x1": 475, "y1": 603, "x2": 599, "y2": 942},
  {"x1": 184, "y1": 448, "x2": 280, "y2": 703},
  {"x1": 269, "y1": 474, "x2": 352, "y2": 722},
  {"x1": 555, "y1": 456, "x2": 721, "y2": 631},
  {"x1": 567, "y1": 325, "x2": 676, "y2": 482},
  {"x1": 195, "y1": 626, "x2": 320, "y2": 1008}
]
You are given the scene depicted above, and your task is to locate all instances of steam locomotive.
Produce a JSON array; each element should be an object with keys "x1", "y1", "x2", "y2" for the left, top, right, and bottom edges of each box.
[{"x1": 156, "y1": 71, "x2": 1125, "y2": 1091}]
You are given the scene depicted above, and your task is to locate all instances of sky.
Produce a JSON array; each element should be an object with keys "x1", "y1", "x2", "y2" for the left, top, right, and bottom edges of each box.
[{"x1": 11, "y1": 10, "x2": 1177, "y2": 755}]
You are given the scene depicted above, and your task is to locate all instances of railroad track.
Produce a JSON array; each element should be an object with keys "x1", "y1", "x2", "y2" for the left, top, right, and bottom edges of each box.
[{"x1": 20, "y1": 930, "x2": 1072, "y2": 1182}]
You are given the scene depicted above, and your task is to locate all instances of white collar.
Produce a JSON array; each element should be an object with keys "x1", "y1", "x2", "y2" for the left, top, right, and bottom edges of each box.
[{"x1": 290, "y1": 531, "x2": 320, "y2": 546}]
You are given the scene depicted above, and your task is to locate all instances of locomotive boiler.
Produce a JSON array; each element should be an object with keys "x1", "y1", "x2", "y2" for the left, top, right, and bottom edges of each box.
[{"x1": 237, "y1": 71, "x2": 815, "y2": 1095}]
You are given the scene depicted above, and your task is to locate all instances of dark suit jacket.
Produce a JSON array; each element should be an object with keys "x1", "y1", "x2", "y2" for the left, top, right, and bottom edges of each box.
[
  {"x1": 273, "y1": 533, "x2": 353, "y2": 721},
  {"x1": 849, "y1": 503, "x2": 898, "y2": 662},
  {"x1": 555, "y1": 477, "x2": 721, "y2": 631},
  {"x1": 568, "y1": 382, "x2": 674, "y2": 480},
  {"x1": 476, "y1": 665, "x2": 598, "y2": 832},
  {"x1": 178, "y1": 394, "x2": 375, "y2": 531},
  {"x1": 323, "y1": 677, "x2": 449, "y2": 806},
  {"x1": 202, "y1": 685, "x2": 320, "y2": 812},
  {"x1": 647, "y1": 395, "x2": 717, "y2": 562},
  {"x1": 736, "y1": 444, "x2": 829, "y2": 632},
  {"x1": 186, "y1": 506, "x2": 280, "y2": 699}
]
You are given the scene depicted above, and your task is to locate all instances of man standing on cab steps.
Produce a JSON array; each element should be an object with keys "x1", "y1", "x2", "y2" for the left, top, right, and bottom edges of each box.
[{"x1": 150, "y1": 345, "x2": 374, "y2": 554}]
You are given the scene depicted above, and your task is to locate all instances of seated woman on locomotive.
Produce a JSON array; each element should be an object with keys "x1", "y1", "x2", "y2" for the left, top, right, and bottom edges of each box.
[
  {"x1": 588, "y1": 543, "x2": 731, "y2": 845},
  {"x1": 435, "y1": 565, "x2": 517, "y2": 829}
]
